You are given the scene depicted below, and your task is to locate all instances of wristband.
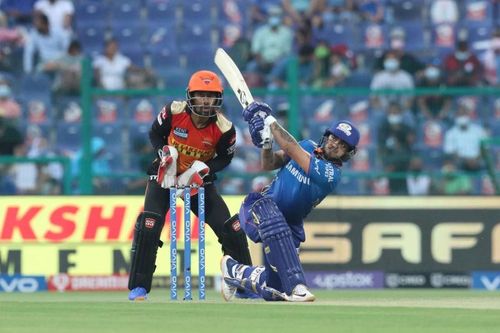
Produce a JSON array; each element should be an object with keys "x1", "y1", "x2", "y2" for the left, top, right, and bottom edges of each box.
[{"x1": 264, "y1": 115, "x2": 277, "y2": 127}]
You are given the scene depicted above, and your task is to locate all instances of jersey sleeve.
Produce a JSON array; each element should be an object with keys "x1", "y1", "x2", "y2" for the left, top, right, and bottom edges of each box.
[
  {"x1": 308, "y1": 153, "x2": 341, "y2": 191},
  {"x1": 149, "y1": 104, "x2": 172, "y2": 152},
  {"x1": 205, "y1": 125, "x2": 236, "y2": 174}
]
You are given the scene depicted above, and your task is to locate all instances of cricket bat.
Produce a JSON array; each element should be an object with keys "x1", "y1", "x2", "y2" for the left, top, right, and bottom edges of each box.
[
  {"x1": 214, "y1": 48, "x2": 272, "y2": 147},
  {"x1": 214, "y1": 48, "x2": 254, "y2": 108}
]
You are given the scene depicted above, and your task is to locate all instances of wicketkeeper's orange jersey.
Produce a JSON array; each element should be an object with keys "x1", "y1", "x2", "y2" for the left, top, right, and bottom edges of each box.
[{"x1": 148, "y1": 101, "x2": 236, "y2": 176}]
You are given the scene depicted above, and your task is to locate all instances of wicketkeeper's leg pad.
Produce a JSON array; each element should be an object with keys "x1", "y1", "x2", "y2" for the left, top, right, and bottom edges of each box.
[
  {"x1": 221, "y1": 214, "x2": 253, "y2": 266},
  {"x1": 251, "y1": 197, "x2": 307, "y2": 295},
  {"x1": 128, "y1": 211, "x2": 164, "y2": 293}
]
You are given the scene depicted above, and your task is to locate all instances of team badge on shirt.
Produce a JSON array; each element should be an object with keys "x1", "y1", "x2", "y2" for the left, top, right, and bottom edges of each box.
[{"x1": 173, "y1": 127, "x2": 188, "y2": 138}]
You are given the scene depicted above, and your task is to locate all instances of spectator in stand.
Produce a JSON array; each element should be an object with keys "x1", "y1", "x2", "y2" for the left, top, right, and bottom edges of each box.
[
  {"x1": 357, "y1": 0, "x2": 384, "y2": 23},
  {"x1": 34, "y1": 0, "x2": 74, "y2": 36},
  {"x1": 93, "y1": 39, "x2": 132, "y2": 90},
  {"x1": 282, "y1": 0, "x2": 324, "y2": 26},
  {"x1": 246, "y1": 6, "x2": 293, "y2": 83},
  {"x1": 377, "y1": 101, "x2": 415, "y2": 195},
  {"x1": 323, "y1": 46, "x2": 351, "y2": 87},
  {"x1": 443, "y1": 40, "x2": 483, "y2": 87},
  {"x1": 443, "y1": 102, "x2": 488, "y2": 172},
  {"x1": 374, "y1": 27, "x2": 425, "y2": 77},
  {"x1": 429, "y1": 0, "x2": 459, "y2": 25},
  {"x1": 0, "y1": 0, "x2": 37, "y2": 26},
  {"x1": 481, "y1": 29, "x2": 500, "y2": 86},
  {"x1": 269, "y1": 43, "x2": 315, "y2": 88},
  {"x1": 45, "y1": 39, "x2": 83, "y2": 96},
  {"x1": 0, "y1": 83, "x2": 21, "y2": 120},
  {"x1": 437, "y1": 160, "x2": 473, "y2": 195},
  {"x1": 416, "y1": 63, "x2": 452, "y2": 122},
  {"x1": 406, "y1": 156, "x2": 432, "y2": 196},
  {"x1": 0, "y1": 115, "x2": 23, "y2": 155},
  {"x1": 23, "y1": 12, "x2": 69, "y2": 74},
  {"x1": 0, "y1": 11, "x2": 25, "y2": 73},
  {"x1": 8, "y1": 142, "x2": 38, "y2": 194},
  {"x1": 370, "y1": 51, "x2": 415, "y2": 110},
  {"x1": 125, "y1": 137, "x2": 154, "y2": 195},
  {"x1": 71, "y1": 137, "x2": 111, "y2": 193}
]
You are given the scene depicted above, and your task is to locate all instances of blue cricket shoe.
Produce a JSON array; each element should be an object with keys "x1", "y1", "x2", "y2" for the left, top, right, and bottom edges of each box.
[{"x1": 128, "y1": 287, "x2": 147, "y2": 301}]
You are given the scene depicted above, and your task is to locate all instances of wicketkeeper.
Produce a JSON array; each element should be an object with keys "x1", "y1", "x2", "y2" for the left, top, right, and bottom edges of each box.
[{"x1": 128, "y1": 70, "x2": 252, "y2": 301}]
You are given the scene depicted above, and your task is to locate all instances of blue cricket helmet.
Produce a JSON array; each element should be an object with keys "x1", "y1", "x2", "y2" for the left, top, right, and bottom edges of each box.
[{"x1": 323, "y1": 120, "x2": 360, "y2": 162}]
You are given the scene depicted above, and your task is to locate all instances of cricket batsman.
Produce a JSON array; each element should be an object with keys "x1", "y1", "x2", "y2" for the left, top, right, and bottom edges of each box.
[{"x1": 221, "y1": 101, "x2": 360, "y2": 302}]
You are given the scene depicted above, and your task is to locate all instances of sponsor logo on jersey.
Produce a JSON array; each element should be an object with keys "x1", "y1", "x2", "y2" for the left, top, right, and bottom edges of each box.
[
  {"x1": 173, "y1": 127, "x2": 188, "y2": 139},
  {"x1": 202, "y1": 139, "x2": 213, "y2": 147},
  {"x1": 145, "y1": 218, "x2": 155, "y2": 229},
  {"x1": 227, "y1": 143, "x2": 236, "y2": 155},
  {"x1": 325, "y1": 164, "x2": 335, "y2": 182},
  {"x1": 231, "y1": 220, "x2": 241, "y2": 232},
  {"x1": 314, "y1": 158, "x2": 320, "y2": 175},
  {"x1": 285, "y1": 163, "x2": 310, "y2": 185},
  {"x1": 158, "y1": 106, "x2": 168, "y2": 125}
]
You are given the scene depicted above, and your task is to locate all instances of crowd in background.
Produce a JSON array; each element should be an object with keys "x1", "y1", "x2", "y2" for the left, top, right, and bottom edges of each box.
[{"x1": 0, "y1": 0, "x2": 499, "y2": 196}]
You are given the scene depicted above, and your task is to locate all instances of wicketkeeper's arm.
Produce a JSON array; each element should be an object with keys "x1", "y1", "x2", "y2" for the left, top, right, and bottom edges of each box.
[{"x1": 204, "y1": 126, "x2": 236, "y2": 174}]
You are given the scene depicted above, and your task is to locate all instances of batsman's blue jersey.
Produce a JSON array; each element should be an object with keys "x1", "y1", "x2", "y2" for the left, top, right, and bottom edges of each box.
[{"x1": 262, "y1": 140, "x2": 342, "y2": 243}]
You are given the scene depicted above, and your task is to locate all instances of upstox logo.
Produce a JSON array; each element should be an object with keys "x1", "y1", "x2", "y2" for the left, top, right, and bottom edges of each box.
[{"x1": 472, "y1": 272, "x2": 500, "y2": 290}]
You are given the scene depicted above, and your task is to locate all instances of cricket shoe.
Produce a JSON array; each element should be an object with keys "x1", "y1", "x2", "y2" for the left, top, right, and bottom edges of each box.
[
  {"x1": 288, "y1": 284, "x2": 315, "y2": 302},
  {"x1": 128, "y1": 287, "x2": 148, "y2": 301},
  {"x1": 220, "y1": 255, "x2": 240, "y2": 301}
]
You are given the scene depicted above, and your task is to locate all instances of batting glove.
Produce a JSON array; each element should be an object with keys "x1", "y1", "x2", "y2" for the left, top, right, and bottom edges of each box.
[{"x1": 242, "y1": 101, "x2": 272, "y2": 122}]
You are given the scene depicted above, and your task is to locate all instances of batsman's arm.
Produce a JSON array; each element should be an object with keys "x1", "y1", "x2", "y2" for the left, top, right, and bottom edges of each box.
[
  {"x1": 261, "y1": 148, "x2": 288, "y2": 170},
  {"x1": 264, "y1": 116, "x2": 311, "y2": 173}
]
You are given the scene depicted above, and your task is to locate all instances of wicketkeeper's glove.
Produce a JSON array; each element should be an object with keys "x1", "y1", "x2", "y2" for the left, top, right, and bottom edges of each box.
[
  {"x1": 157, "y1": 145, "x2": 178, "y2": 188},
  {"x1": 176, "y1": 160, "x2": 210, "y2": 196}
]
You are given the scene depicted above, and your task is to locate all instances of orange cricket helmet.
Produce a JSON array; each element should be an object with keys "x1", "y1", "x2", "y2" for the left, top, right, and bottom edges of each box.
[{"x1": 186, "y1": 70, "x2": 224, "y2": 118}]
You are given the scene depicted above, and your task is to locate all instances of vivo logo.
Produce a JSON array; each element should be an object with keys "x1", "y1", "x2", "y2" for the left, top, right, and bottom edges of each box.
[
  {"x1": 472, "y1": 272, "x2": 500, "y2": 290},
  {"x1": 0, "y1": 276, "x2": 46, "y2": 293},
  {"x1": 481, "y1": 276, "x2": 500, "y2": 291}
]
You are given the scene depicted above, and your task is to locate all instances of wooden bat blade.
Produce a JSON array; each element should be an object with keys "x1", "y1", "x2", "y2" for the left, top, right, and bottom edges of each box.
[{"x1": 214, "y1": 48, "x2": 254, "y2": 108}]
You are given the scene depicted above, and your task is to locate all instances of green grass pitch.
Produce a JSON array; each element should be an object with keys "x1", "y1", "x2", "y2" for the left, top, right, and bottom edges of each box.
[{"x1": 1, "y1": 290, "x2": 500, "y2": 333}]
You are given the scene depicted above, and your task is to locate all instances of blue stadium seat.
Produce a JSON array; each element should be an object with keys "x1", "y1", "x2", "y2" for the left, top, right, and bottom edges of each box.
[
  {"x1": 19, "y1": 74, "x2": 52, "y2": 96},
  {"x1": 462, "y1": 23, "x2": 493, "y2": 44},
  {"x1": 146, "y1": 0, "x2": 180, "y2": 22},
  {"x1": 56, "y1": 123, "x2": 82, "y2": 152},
  {"x1": 21, "y1": 96, "x2": 53, "y2": 125},
  {"x1": 183, "y1": 45, "x2": 216, "y2": 72},
  {"x1": 178, "y1": 22, "x2": 215, "y2": 51},
  {"x1": 110, "y1": 0, "x2": 143, "y2": 21},
  {"x1": 343, "y1": 71, "x2": 372, "y2": 88},
  {"x1": 93, "y1": 98, "x2": 126, "y2": 124},
  {"x1": 386, "y1": 0, "x2": 424, "y2": 23},
  {"x1": 145, "y1": 23, "x2": 178, "y2": 52},
  {"x1": 92, "y1": 123, "x2": 125, "y2": 148},
  {"x1": 397, "y1": 21, "x2": 427, "y2": 52},
  {"x1": 128, "y1": 98, "x2": 158, "y2": 124},
  {"x1": 74, "y1": 1, "x2": 110, "y2": 25},
  {"x1": 358, "y1": 23, "x2": 389, "y2": 51},
  {"x1": 76, "y1": 22, "x2": 108, "y2": 56},
  {"x1": 109, "y1": 22, "x2": 145, "y2": 50},
  {"x1": 464, "y1": 0, "x2": 493, "y2": 26},
  {"x1": 181, "y1": 0, "x2": 214, "y2": 22},
  {"x1": 312, "y1": 24, "x2": 358, "y2": 47}
]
